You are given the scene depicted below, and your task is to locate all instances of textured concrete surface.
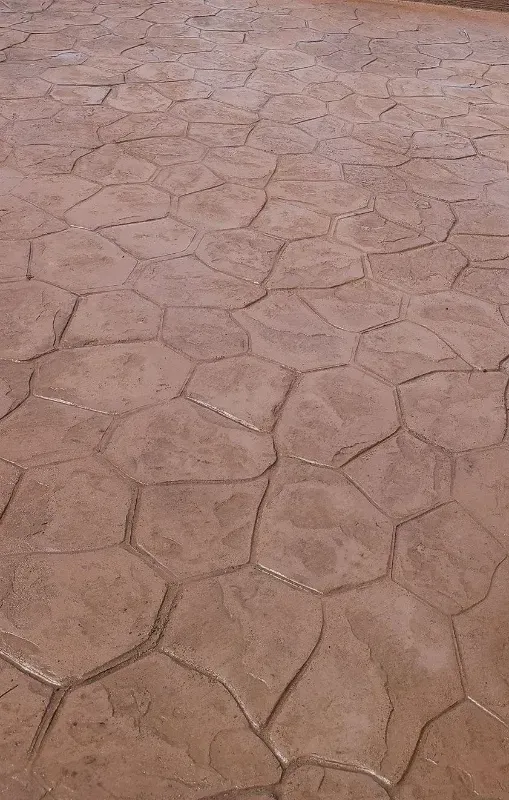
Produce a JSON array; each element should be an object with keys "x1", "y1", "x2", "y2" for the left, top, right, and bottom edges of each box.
[{"x1": 1, "y1": 0, "x2": 509, "y2": 797}]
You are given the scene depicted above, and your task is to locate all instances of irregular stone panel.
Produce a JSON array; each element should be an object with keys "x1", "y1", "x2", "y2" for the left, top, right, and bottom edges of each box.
[
  {"x1": 369, "y1": 243, "x2": 465, "y2": 293},
  {"x1": 61, "y1": 291, "x2": 161, "y2": 347},
  {"x1": 281, "y1": 766, "x2": 390, "y2": 800},
  {"x1": 408, "y1": 291, "x2": 509, "y2": 370},
  {"x1": 266, "y1": 180, "x2": 370, "y2": 216},
  {"x1": 0, "y1": 281, "x2": 75, "y2": 361},
  {"x1": 396, "y1": 701, "x2": 509, "y2": 800},
  {"x1": 455, "y1": 559, "x2": 509, "y2": 723},
  {"x1": 0, "y1": 398, "x2": 111, "y2": 469},
  {"x1": 187, "y1": 355, "x2": 293, "y2": 431},
  {"x1": 135, "y1": 256, "x2": 264, "y2": 309},
  {"x1": 0, "y1": 197, "x2": 64, "y2": 240},
  {"x1": 234, "y1": 293, "x2": 357, "y2": 371},
  {"x1": 0, "y1": 661, "x2": 51, "y2": 775},
  {"x1": 455, "y1": 267, "x2": 509, "y2": 305},
  {"x1": 267, "y1": 238, "x2": 364, "y2": 289},
  {"x1": 256, "y1": 458, "x2": 393, "y2": 592},
  {"x1": 0, "y1": 460, "x2": 19, "y2": 518},
  {"x1": 0, "y1": 362, "x2": 32, "y2": 421},
  {"x1": 454, "y1": 446, "x2": 509, "y2": 549},
  {"x1": 204, "y1": 145, "x2": 277, "y2": 188},
  {"x1": 162, "y1": 307, "x2": 248, "y2": 361},
  {"x1": 399, "y1": 371, "x2": 507, "y2": 451},
  {"x1": 73, "y1": 143, "x2": 156, "y2": 184},
  {"x1": 196, "y1": 229, "x2": 282, "y2": 284},
  {"x1": 393, "y1": 502, "x2": 504, "y2": 613},
  {"x1": 162, "y1": 567, "x2": 322, "y2": 724},
  {"x1": 134, "y1": 478, "x2": 267, "y2": 580},
  {"x1": 356, "y1": 321, "x2": 468, "y2": 384},
  {"x1": 302, "y1": 280, "x2": 401, "y2": 332},
  {"x1": 31, "y1": 229, "x2": 136, "y2": 293},
  {"x1": 0, "y1": 240, "x2": 29, "y2": 281},
  {"x1": 65, "y1": 184, "x2": 173, "y2": 229},
  {"x1": 34, "y1": 343, "x2": 192, "y2": 414},
  {"x1": 334, "y1": 211, "x2": 429, "y2": 253},
  {"x1": 0, "y1": 549, "x2": 166, "y2": 682},
  {"x1": 276, "y1": 367, "x2": 398, "y2": 466},
  {"x1": 178, "y1": 184, "x2": 265, "y2": 230},
  {"x1": 268, "y1": 580, "x2": 462, "y2": 783},
  {"x1": 103, "y1": 217, "x2": 195, "y2": 259},
  {"x1": 105, "y1": 398, "x2": 275, "y2": 483},
  {"x1": 0, "y1": 458, "x2": 132, "y2": 554},
  {"x1": 345, "y1": 431, "x2": 451, "y2": 520},
  {"x1": 253, "y1": 200, "x2": 330, "y2": 240},
  {"x1": 36, "y1": 654, "x2": 281, "y2": 798}
]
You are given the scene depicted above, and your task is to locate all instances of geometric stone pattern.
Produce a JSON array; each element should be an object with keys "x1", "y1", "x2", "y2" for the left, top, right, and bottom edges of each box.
[{"x1": 1, "y1": 0, "x2": 508, "y2": 796}]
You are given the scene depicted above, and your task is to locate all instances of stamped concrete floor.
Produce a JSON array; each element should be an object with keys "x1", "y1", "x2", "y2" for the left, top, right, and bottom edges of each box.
[{"x1": 2, "y1": 0, "x2": 509, "y2": 796}]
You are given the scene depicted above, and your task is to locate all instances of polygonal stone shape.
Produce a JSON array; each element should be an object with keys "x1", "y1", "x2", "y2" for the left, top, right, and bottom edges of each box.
[
  {"x1": 0, "y1": 460, "x2": 19, "y2": 518},
  {"x1": 0, "y1": 240, "x2": 29, "y2": 281},
  {"x1": 267, "y1": 238, "x2": 364, "y2": 289},
  {"x1": 334, "y1": 210, "x2": 428, "y2": 253},
  {"x1": 0, "y1": 458, "x2": 133, "y2": 554},
  {"x1": 281, "y1": 766, "x2": 390, "y2": 800},
  {"x1": 302, "y1": 279, "x2": 402, "y2": 331},
  {"x1": 356, "y1": 321, "x2": 469, "y2": 384},
  {"x1": 454, "y1": 446, "x2": 509, "y2": 548},
  {"x1": 374, "y1": 191, "x2": 454, "y2": 243},
  {"x1": 33, "y1": 342, "x2": 192, "y2": 414},
  {"x1": 234, "y1": 293, "x2": 357, "y2": 371},
  {"x1": 104, "y1": 398, "x2": 275, "y2": 483},
  {"x1": 455, "y1": 560, "x2": 509, "y2": 723},
  {"x1": 0, "y1": 280, "x2": 75, "y2": 361},
  {"x1": 408, "y1": 291, "x2": 509, "y2": 370},
  {"x1": 162, "y1": 307, "x2": 248, "y2": 361},
  {"x1": 399, "y1": 371, "x2": 507, "y2": 451},
  {"x1": 0, "y1": 397, "x2": 111, "y2": 468},
  {"x1": 0, "y1": 361, "x2": 32, "y2": 420},
  {"x1": 177, "y1": 184, "x2": 265, "y2": 230},
  {"x1": 248, "y1": 121, "x2": 315, "y2": 155},
  {"x1": 204, "y1": 145, "x2": 277, "y2": 188},
  {"x1": 370, "y1": 243, "x2": 466, "y2": 293},
  {"x1": 397, "y1": 701, "x2": 509, "y2": 800},
  {"x1": 344, "y1": 431, "x2": 451, "y2": 520},
  {"x1": 393, "y1": 502, "x2": 504, "y2": 613},
  {"x1": 253, "y1": 199, "x2": 330, "y2": 240},
  {"x1": 65, "y1": 184, "x2": 174, "y2": 230},
  {"x1": 0, "y1": 548, "x2": 166, "y2": 682},
  {"x1": 60, "y1": 290, "x2": 161, "y2": 347},
  {"x1": 36, "y1": 654, "x2": 281, "y2": 798},
  {"x1": 154, "y1": 163, "x2": 220, "y2": 196},
  {"x1": 0, "y1": 196, "x2": 64, "y2": 240},
  {"x1": 456, "y1": 266, "x2": 509, "y2": 305},
  {"x1": 163, "y1": 567, "x2": 322, "y2": 724},
  {"x1": 121, "y1": 136, "x2": 205, "y2": 166},
  {"x1": 102, "y1": 217, "x2": 195, "y2": 259},
  {"x1": 268, "y1": 580, "x2": 463, "y2": 783},
  {"x1": 73, "y1": 143, "x2": 156, "y2": 185},
  {"x1": 187, "y1": 355, "x2": 293, "y2": 431},
  {"x1": 196, "y1": 229, "x2": 282, "y2": 284},
  {"x1": 276, "y1": 366, "x2": 399, "y2": 466},
  {"x1": 0, "y1": 661, "x2": 51, "y2": 776},
  {"x1": 135, "y1": 256, "x2": 264, "y2": 309},
  {"x1": 31, "y1": 229, "x2": 136, "y2": 293},
  {"x1": 266, "y1": 179, "x2": 370, "y2": 217},
  {"x1": 256, "y1": 458, "x2": 393, "y2": 592},
  {"x1": 260, "y1": 94, "x2": 327, "y2": 124},
  {"x1": 134, "y1": 478, "x2": 267, "y2": 580}
]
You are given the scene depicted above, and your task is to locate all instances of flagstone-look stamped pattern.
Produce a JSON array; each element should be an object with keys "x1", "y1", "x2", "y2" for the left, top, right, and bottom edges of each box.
[{"x1": 1, "y1": 0, "x2": 509, "y2": 796}]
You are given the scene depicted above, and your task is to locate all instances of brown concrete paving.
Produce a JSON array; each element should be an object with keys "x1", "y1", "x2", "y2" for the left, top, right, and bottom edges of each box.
[{"x1": 1, "y1": 0, "x2": 509, "y2": 797}]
